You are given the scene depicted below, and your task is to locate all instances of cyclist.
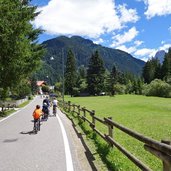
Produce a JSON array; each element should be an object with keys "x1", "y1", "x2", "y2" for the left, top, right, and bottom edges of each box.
[
  {"x1": 42, "y1": 102, "x2": 49, "y2": 120},
  {"x1": 43, "y1": 96, "x2": 51, "y2": 115},
  {"x1": 32, "y1": 105, "x2": 42, "y2": 133},
  {"x1": 43, "y1": 96, "x2": 50, "y2": 107},
  {"x1": 52, "y1": 97, "x2": 58, "y2": 116}
]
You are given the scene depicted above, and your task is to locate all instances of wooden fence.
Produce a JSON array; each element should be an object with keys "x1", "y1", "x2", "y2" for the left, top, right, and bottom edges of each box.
[
  {"x1": 0, "y1": 97, "x2": 28, "y2": 112},
  {"x1": 59, "y1": 100, "x2": 171, "y2": 171}
]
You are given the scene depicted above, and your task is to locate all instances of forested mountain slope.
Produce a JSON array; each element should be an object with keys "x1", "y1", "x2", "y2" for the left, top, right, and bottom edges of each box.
[{"x1": 36, "y1": 36, "x2": 145, "y2": 84}]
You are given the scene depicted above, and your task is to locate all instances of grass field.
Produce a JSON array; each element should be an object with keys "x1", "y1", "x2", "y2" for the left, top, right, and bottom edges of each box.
[{"x1": 64, "y1": 95, "x2": 171, "y2": 170}]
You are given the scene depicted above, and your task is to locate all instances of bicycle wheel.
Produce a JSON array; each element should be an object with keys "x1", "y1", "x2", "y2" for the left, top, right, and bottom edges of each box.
[
  {"x1": 38, "y1": 119, "x2": 40, "y2": 131},
  {"x1": 33, "y1": 122, "x2": 37, "y2": 133},
  {"x1": 53, "y1": 106, "x2": 57, "y2": 116}
]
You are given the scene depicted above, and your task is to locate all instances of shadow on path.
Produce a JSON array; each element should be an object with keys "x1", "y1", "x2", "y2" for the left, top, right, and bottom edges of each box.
[
  {"x1": 20, "y1": 131, "x2": 36, "y2": 135},
  {"x1": 3, "y1": 138, "x2": 18, "y2": 143}
]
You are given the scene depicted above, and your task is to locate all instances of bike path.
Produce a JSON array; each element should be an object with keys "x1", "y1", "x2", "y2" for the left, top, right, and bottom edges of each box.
[{"x1": 0, "y1": 96, "x2": 95, "y2": 171}]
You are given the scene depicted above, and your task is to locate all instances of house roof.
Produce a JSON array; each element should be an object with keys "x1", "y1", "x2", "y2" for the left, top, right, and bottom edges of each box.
[{"x1": 37, "y1": 81, "x2": 46, "y2": 86}]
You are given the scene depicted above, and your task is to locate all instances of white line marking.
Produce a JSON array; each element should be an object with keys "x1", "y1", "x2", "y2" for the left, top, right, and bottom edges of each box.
[
  {"x1": 0, "y1": 109, "x2": 21, "y2": 123},
  {"x1": 57, "y1": 114, "x2": 74, "y2": 171}
]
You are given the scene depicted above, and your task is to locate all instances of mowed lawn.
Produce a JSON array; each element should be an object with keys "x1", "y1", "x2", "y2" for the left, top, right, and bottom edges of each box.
[{"x1": 65, "y1": 95, "x2": 171, "y2": 170}]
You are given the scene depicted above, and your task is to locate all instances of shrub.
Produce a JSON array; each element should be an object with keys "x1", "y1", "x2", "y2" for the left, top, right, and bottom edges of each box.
[
  {"x1": 113, "y1": 83, "x2": 126, "y2": 94},
  {"x1": 144, "y1": 79, "x2": 171, "y2": 98},
  {"x1": 41, "y1": 85, "x2": 50, "y2": 94},
  {"x1": 72, "y1": 87, "x2": 80, "y2": 97}
]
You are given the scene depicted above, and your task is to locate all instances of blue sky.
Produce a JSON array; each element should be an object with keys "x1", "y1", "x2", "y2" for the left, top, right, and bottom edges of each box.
[{"x1": 31, "y1": 0, "x2": 171, "y2": 61}]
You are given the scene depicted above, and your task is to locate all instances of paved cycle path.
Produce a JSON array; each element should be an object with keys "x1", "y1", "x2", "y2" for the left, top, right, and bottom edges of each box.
[{"x1": 0, "y1": 96, "x2": 93, "y2": 171}]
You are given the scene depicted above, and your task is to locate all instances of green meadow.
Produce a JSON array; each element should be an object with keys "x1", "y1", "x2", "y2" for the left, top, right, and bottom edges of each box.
[{"x1": 65, "y1": 95, "x2": 171, "y2": 170}]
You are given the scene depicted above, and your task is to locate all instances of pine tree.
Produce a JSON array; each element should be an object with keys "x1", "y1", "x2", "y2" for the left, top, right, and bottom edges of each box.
[
  {"x1": 161, "y1": 48, "x2": 171, "y2": 81},
  {"x1": 0, "y1": 0, "x2": 44, "y2": 98},
  {"x1": 87, "y1": 50, "x2": 105, "y2": 95},
  {"x1": 142, "y1": 58, "x2": 161, "y2": 83},
  {"x1": 109, "y1": 65, "x2": 118, "y2": 96},
  {"x1": 65, "y1": 49, "x2": 77, "y2": 96}
]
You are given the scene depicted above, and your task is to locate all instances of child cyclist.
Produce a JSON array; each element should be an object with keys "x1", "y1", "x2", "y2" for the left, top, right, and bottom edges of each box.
[{"x1": 32, "y1": 105, "x2": 42, "y2": 133}]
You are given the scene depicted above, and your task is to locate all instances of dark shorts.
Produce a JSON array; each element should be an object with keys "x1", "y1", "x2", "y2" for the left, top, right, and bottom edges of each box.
[{"x1": 34, "y1": 119, "x2": 40, "y2": 123}]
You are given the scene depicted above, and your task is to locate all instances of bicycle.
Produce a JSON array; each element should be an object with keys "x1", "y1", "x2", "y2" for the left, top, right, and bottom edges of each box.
[
  {"x1": 42, "y1": 103, "x2": 49, "y2": 120},
  {"x1": 33, "y1": 119, "x2": 40, "y2": 134},
  {"x1": 53, "y1": 105, "x2": 57, "y2": 116}
]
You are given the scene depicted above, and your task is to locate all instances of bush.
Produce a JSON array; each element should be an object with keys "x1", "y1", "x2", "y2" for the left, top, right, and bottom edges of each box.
[
  {"x1": 72, "y1": 87, "x2": 80, "y2": 97},
  {"x1": 113, "y1": 84, "x2": 126, "y2": 94},
  {"x1": 41, "y1": 85, "x2": 50, "y2": 94},
  {"x1": 143, "y1": 79, "x2": 171, "y2": 98}
]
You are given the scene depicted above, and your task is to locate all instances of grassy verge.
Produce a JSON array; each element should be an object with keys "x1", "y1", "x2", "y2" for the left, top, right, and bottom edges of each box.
[
  {"x1": 0, "y1": 97, "x2": 33, "y2": 119},
  {"x1": 64, "y1": 94, "x2": 171, "y2": 170},
  {"x1": 18, "y1": 100, "x2": 30, "y2": 108}
]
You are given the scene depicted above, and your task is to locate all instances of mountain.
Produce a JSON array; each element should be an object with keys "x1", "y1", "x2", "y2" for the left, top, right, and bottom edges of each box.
[
  {"x1": 154, "y1": 50, "x2": 166, "y2": 64},
  {"x1": 36, "y1": 36, "x2": 145, "y2": 84}
]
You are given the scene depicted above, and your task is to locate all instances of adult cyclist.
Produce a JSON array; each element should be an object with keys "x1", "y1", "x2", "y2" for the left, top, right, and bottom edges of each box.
[
  {"x1": 43, "y1": 96, "x2": 50, "y2": 116},
  {"x1": 42, "y1": 102, "x2": 49, "y2": 120},
  {"x1": 52, "y1": 97, "x2": 58, "y2": 116}
]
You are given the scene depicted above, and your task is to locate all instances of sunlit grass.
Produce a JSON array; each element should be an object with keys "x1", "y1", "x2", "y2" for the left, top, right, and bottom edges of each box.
[{"x1": 64, "y1": 95, "x2": 171, "y2": 170}]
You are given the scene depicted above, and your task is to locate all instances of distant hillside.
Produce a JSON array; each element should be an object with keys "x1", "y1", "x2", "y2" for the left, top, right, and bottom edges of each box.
[
  {"x1": 154, "y1": 50, "x2": 166, "y2": 64},
  {"x1": 36, "y1": 36, "x2": 145, "y2": 84}
]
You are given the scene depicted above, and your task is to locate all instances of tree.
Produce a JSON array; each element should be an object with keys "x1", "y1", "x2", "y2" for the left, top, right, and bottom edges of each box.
[
  {"x1": 142, "y1": 58, "x2": 161, "y2": 83},
  {"x1": 109, "y1": 65, "x2": 118, "y2": 96},
  {"x1": 87, "y1": 50, "x2": 105, "y2": 95},
  {"x1": 30, "y1": 74, "x2": 39, "y2": 95},
  {"x1": 161, "y1": 48, "x2": 171, "y2": 81},
  {"x1": 0, "y1": 0, "x2": 45, "y2": 99},
  {"x1": 65, "y1": 49, "x2": 77, "y2": 96},
  {"x1": 10, "y1": 79, "x2": 31, "y2": 99}
]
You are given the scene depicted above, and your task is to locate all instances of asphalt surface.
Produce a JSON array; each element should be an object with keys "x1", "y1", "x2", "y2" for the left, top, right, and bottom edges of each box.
[{"x1": 0, "y1": 96, "x2": 93, "y2": 171}]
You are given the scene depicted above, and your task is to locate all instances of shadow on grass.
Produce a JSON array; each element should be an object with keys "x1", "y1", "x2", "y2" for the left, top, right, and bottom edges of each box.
[
  {"x1": 0, "y1": 111, "x2": 6, "y2": 117},
  {"x1": 78, "y1": 120, "x2": 119, "y2": 171},
  {"x1": 63, "y1": 109, "x2": 119, "y2": 171},
  {"x1": 62, "y1": 110, "x2": 98, "y2": 171}
]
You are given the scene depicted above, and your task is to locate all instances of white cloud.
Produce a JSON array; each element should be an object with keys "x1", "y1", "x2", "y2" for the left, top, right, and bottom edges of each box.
[
  {"x1": 159, "y1": 43, "x2": 171, "y2": 51},
  {"x1": 111, "y1": 27, "x2": 139, "y2": 47},
  {"x1": 117, "y1": 4, "x2": 139, "y2": 23},
  {"x1": 134, "y1": 40, "x2": 143, "y2": 46},
  {"x1": 116, "y1": 45, "x2": 137, "y2": 54},
  {"x1": 133, "y1": 48, "x2": 156, "y2": 61},
  {"x1": 93, "y1": 38, "x2": 104, "y2": 44},
  {"x1": 115, "y1": 39, "x2": 143, "y2": 56},
  {"x1": 134, "y1": 48, "x2": 156, "y2": 57},
  {"x1": 33, "y1": 0, "x2": 139, "y2": 38},
  {"x1": 144, "y1": 0, "x2": 171, "y2": 19},
  {"x1": 140, "y1": 56, "x2": 150, "y2": 62}
]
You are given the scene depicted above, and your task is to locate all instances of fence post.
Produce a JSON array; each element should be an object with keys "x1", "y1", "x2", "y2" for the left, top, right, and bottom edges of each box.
[
  {"x1": 2, "y1": 104, "x2": 4, "y2": 112},
  {"x1": 161, "y1": 140, "x2": 171, "y2": 171},
  {"x1": 68, "y1": 101, "x2": 71, "y2": 112},
  {"x1": 108, "y1": 117, "x2": 113, "y2": 139},
  {"x1": 91, "y1": 110, "x2": 95, "y2": 129},
  {"x1": 82, "y1": 107, "x2": 86, "y2": 122},
  {"x1": 73, "y1": 105, "x2": 75, "y2": 112},
  {"x1": 78, "y1": 105, "x2": 80, "y2": 115}
]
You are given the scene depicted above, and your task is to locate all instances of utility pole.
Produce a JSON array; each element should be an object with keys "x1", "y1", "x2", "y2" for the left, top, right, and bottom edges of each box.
[{"x1": 62, "y1": 48, "x2": 65, "y2": 104}]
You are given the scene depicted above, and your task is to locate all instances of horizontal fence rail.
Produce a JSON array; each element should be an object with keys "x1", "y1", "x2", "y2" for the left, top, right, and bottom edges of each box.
[{"x1": 59, "y1": 100, "x2": 171, "y2": 171}]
